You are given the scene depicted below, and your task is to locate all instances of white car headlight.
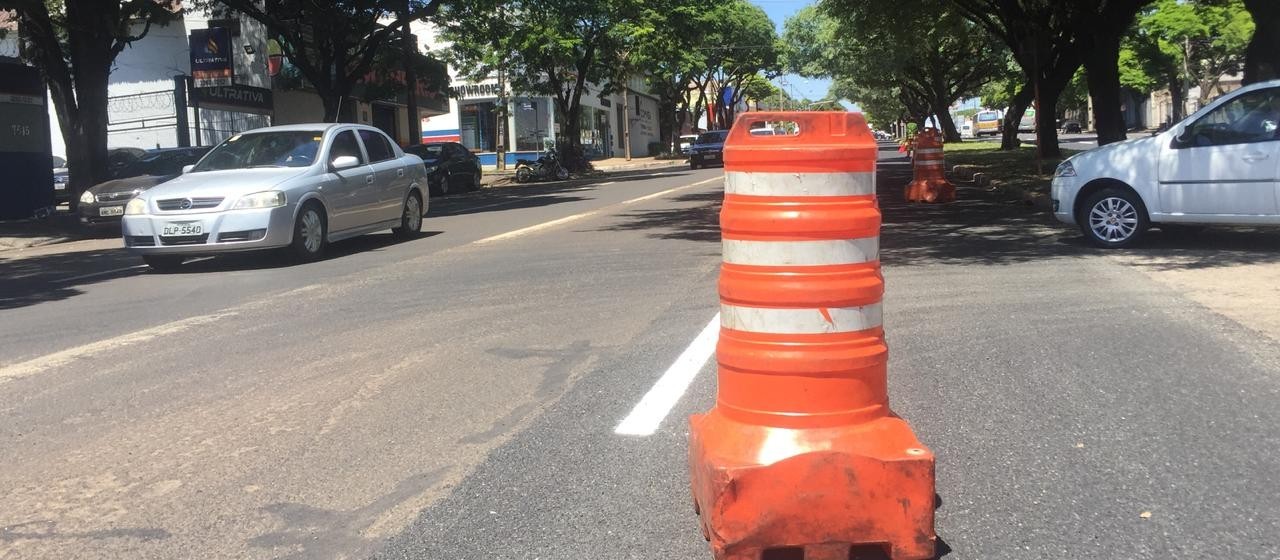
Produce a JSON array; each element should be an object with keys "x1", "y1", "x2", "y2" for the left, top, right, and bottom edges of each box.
[
  {"x1": 125, "y1": 198, "x2": 148, "y2": 215},
  {"x1": 79, "y1": 190, "x2": 96, "y2": 205},
  {"x1": 1055, "y1": 160, "x2": 1076, "y2": 178},
  {"x1": 232, "y1": 191, "x2": 286, "y2": 210}
]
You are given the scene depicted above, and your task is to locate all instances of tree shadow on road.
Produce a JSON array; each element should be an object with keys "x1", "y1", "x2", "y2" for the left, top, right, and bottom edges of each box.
[
  {"x1": 592, "y1": 190, "x2": 722, "y2": 242},
  {"x1": 0, "y1": 232, "x2": 443, "y2": 311}
]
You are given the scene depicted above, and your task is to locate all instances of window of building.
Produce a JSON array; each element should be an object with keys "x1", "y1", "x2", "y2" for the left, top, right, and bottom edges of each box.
[
  {"x1": 513, "y1": 98, "x2": 551, "y2": 152},
  {"x1": 460, "y1": 101, "x2": 498, "y2": 152}
]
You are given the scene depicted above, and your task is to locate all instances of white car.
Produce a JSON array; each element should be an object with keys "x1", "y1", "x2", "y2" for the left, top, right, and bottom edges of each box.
[
  {"x1": 1052, "y1": 80, "x2": 1280, "y2": 247},
  {"x1": 122, "y1": 123, "x2": 428, "y2": 270}
]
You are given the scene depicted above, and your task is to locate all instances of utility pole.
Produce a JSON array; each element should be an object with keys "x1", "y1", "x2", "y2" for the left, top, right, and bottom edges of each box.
[
  {"x1": 622, "y1": 81, "x2": 632, "y2": 161},
  {"x1": 401, "y1": 1, "x2": 420, "y2": 146},
  {"x1": 496, "y1": 67, "x2": 506, "y2": 170}
]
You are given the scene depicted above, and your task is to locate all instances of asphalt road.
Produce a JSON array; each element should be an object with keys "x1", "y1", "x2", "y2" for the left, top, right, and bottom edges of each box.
[{"x1": 3, "y1": 148, "x2": 1279, "y2": 560}]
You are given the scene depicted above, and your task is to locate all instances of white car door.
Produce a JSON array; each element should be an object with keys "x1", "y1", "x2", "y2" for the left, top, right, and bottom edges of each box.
[
  {"x1": 324, "y1": 129, "x2": 376, "y2": 233},
  {"x1": 1158, "y1": 86, "x2": 1280, "y2": 218}
]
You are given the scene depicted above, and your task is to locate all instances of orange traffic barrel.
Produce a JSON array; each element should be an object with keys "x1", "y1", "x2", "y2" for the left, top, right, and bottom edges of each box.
[
  {"x1": 689, "y1": 112, "x2": 936, "y2": 560},
  {"x1": 904, "y1": 128, "x2": 955, "y2": 203}
]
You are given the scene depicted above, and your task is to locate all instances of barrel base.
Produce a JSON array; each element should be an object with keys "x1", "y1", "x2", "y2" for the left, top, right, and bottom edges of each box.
[
  {"x1": 904, "y1": 179, "x2": 956, "y2": 203},
  {"x1": 689, "y1": 411, "x2": 936, "y2": 560}
]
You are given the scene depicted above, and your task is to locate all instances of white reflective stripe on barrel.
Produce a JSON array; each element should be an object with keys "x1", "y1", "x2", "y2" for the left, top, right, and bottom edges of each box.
[
  {"x1": 725, "y1": 171, "x2": 875, "y2": 197},
  {"x1": 723, "y1": 238, "x2": 879, "y2": 266},
  {"x1": 721, "y1": 303, "x2": 883, "y2": 334}
]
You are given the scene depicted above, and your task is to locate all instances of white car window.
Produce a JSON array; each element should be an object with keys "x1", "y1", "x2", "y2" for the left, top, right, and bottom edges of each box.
[{"x1": 1182, "y1": 88, "x2": 1280, "y2": 147}]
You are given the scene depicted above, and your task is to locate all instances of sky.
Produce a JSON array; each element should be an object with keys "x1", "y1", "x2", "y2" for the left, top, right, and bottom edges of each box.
[{"x1": 751, "y1": 0, "x2": 833, "y2": 102}]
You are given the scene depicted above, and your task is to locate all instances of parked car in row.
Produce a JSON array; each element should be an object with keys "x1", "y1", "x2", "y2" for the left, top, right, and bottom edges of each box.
[
  {"x1": 402, "y1": 141, "x2": 482, "y2": 196},
  {"x1": 122, "y1": 124, "x2": 429, "y2": 271},
  {"x1": 78, "y1": 147, "x2": 211, "y2": 227},
  {"x1": 1052, "y1": 79, "x2": 1280, "y2": 248},
  {"x1": 689, "y1": 130, "x2": 729, "y2": 169},
  {"x1": 678, "y1": 134, "x2": 700, "y2": 155},
  {"x1": 52, "y1": 148, "x2": 145, "y2": 203}
]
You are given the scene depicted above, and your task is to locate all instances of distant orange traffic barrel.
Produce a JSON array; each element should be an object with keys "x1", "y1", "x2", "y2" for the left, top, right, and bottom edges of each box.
[
  {"x1": 689, "y1": 112, "x2": 937, "y2": 560},
  {"x1": 904, "y1": 127, "x2": 955, "y2": 203}
]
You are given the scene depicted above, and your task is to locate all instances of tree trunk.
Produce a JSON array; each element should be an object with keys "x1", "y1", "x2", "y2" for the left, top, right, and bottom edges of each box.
[
  {"x1": 1167, "y1": 74, "x2": 1184, "y2": 123},
  {"x1": 321, "y1": 93, "x2": 343, "y2": 123},
  {"x1": 1001, "y1": 86, "x2": 1033, "y2": 151},
  {"x1": 1242, "y1": 0, "x2": 1280, "y2": 84},
  {"x1": 63, "y1": 0, "x2": 117, "y2": 211},
  {"x1": 933, "y1": 99, "x2": 962, "y2": 142},
  {"x1": 1084, "y1": 33, "x2": 1128, "y2": 145},
  {"x1": 1036, "y1": 85, "x2": 1063, "y2": 159}
]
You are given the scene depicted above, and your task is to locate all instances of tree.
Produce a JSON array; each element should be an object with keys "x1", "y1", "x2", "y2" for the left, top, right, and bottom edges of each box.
[
  {"x1": 197, "y1": 0, "x2": 442, "y2": 122},
  {"x1": 691, "y1": 0, "x2": 779, "y2": 129},
  {"x1": 2, "y1": 0, "x2": 179, "y2": 208},
  {"x1": 610, "y1": 0, "x2": 712, "y2": 152},
  {"x1": 950, "y1": 0, "x2": 1154, "y2": 153},
  {"x1": 785, "y1": 0, "x2": 1003, "y2": 142},
  {"x1": 1238, "y1": 0, "x2": 1279, "y2": 84},
  {"x1": 1142, "y1": 0, "x2": 1252, "y2": 106},
  {"x1": 435, "y1": 0, "x2": 644, "y2": 172}
]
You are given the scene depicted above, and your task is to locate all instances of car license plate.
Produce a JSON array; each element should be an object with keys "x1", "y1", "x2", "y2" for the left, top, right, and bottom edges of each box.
[
  {"x1": 161, "y1": 222, "x2": 203, "y2": 236},
  {"x1": 706, "y1": 153, "x2": 719, "y2": 160},
  {"x1": 99, "y1": 206, "x2": 124, "y2": 217}
]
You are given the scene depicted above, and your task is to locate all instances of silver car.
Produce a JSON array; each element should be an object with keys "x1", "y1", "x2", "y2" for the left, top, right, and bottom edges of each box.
[{"x1": 122, "y1": 124, "x2": 428, "y2": 270}]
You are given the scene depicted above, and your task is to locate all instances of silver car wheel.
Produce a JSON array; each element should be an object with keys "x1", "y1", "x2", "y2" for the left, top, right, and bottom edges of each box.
[
  {"x1": 1089, "y1": 196, "x2": 1138, "y2": 242},
  {"x1": 301, "y1": 208, "x2": 323, "y2": 253},
  {"x1": 405, "y1": 196, "x2": 422, "y2": 231}
]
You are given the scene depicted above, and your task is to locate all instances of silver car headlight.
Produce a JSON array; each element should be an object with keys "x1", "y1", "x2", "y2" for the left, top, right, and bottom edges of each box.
[
  {"x1": 79, "y1": 190, "x2": 96, "y2": 205},
  {"x1": 125, "y1": 198, "x2": 148, "y2": 215},
  {"x1": 232, "y1": 191, "x2": 286, "y2": 210},
  {"x1": 1055, "y1": 160, "x2": 1076, "y2": 178}
]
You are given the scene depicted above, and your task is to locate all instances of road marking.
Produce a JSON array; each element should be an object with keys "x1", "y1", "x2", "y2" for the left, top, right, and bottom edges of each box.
[
  {"x1": 615, "y1": 313, "x2": 719, "y2": 436},
  {"x1": 0, "y1": 311, "x2": 239, "y2": 384},
  {"x1": 473, "y1": 176, "x2": 721, "y2": 244}
]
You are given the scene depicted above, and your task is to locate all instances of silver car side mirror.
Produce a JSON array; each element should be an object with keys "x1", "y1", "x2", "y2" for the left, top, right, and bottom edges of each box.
[
  {"x1": 181, "y1": 164, "x2": 195, "y2": 174},
  {"x1": 331, "y1": 155, "x2": 360, "y2": 171}
]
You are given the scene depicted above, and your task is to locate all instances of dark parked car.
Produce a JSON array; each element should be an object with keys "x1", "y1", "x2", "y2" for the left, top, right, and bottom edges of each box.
[
  {"x1": 403, "y1": 142, "x2": 482, "y2": 196},
  {"x1": 78, "y1": 146, "x2": 211, "y2": 226},
  {"x1": 53, "y1": 147, "x2": 145, "y2": 203},
  {"x1": 1060, "y1": 120, "x2": 1083, "y2": 134},
  {"x1": 689, "y1": 130, "x2": 729, "y2": 170}
]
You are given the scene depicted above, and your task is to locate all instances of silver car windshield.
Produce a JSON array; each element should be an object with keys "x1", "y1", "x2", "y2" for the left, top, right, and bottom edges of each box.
[{"x1": 193, "y1": 131, "x2": 322, "y2": 171}]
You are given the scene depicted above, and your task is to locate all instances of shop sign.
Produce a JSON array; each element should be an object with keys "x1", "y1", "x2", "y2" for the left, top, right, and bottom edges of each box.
[
  {"x1": 189, "y1": 27, "x2": 234, "y2": 88},
  {"x1": 193, "y1": 84, "x2": 273, "y2": 114},
  {"x1": 449, "y1": 83, "x2": 501, "y2": 98}
]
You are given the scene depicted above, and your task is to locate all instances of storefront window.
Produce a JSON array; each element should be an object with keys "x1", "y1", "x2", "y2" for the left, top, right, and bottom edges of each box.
[
  {"x1": 460, "y1": 100, "x2": 497, "y2": 152},
  {"x1": 513, "y1": 98, "x2": 551, "y2": 152},
  {"x1": 577, "y1": 106, "x2": 612, "y2": 159}
]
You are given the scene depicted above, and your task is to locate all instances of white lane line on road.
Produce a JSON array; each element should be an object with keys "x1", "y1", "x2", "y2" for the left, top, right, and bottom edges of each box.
[
  {"x1": 0, "y1": 311, "x2": 239, "y2": 384},
  {"x1": 615, "y1": 313, "x2": 719, "y2": 436},
  {"x1": 473, "y1": 176, "x2": 722, "y2": 245}
]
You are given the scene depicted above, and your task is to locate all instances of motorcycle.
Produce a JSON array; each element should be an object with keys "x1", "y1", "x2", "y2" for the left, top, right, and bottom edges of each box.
[{"x1": 514, "y1": 149, "x2": 570, "y2": 183}]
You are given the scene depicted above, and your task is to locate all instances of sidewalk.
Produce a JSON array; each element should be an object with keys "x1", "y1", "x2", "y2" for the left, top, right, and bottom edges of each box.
[{"x1": 0, "y1": 213, "x2": 80, "y2": 253}]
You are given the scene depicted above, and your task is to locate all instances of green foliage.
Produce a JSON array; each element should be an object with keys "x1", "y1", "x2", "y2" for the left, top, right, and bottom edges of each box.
[
  {"x1": 787, "y1": 0, "x2": 1005, "y2": 136},
  {"x1": 1128, "y1": 0, "x2": 1254, "y2": 102},
  {"x1": 693, "y1": 0, "x2": 780, "y2": 127}
]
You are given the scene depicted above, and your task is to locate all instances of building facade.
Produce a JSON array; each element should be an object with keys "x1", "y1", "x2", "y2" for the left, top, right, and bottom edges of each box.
[{"x1": 413, "y1": 22, "x2": 661, "y2": 169}]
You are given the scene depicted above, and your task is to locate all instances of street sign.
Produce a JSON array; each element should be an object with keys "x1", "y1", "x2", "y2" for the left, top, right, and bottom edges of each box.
[{"x1": 189, "y1": 28, "x2": 234, "y2": 88}]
